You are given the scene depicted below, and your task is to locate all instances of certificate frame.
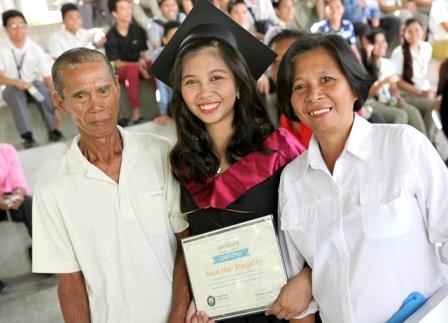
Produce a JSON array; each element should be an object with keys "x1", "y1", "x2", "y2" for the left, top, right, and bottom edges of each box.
[{"x1": 181, "y1": 215, "x2": 287, "y2": 321}]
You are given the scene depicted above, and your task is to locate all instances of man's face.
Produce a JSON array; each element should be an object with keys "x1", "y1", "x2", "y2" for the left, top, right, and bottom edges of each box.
[
  {"x1": 112, "y1": 0, "x2": 133, "y2": 24},
  {"x1": 4, "y1": 16, "x2": 27, "y2": 44},
  {"x1": 63, "y1": 10, "x2": 82, "y2": 34},
  {"x1": 160, "y1": 0, "x2": 179, "y2": 21},
  {"x1": 270, "y1": 36, "x2": 296, "y2": 83},
  {"x1": 53, "y1": 61, "x2": 120, "y2": 141}
]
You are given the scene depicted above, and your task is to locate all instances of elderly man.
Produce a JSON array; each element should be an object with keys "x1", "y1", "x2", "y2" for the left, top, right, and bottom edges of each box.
[{"x1": 32, "y1": 48, "x2": 182, "y2": 322}]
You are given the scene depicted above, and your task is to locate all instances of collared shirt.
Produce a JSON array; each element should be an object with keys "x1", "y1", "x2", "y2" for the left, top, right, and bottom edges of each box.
[
  {"x1": 0, "y1": 38, "x2": 51, "y2": 83},
  {"x1": 377, "y1": 57, "x2": 397, "y2": 103},
  {"x1": 310, "y1": 19, "x2": 356, "y2": 45},
  {"x1": 279, "y1": 115, "x2": 448, "y2": 322},
  {"x1": 0, "y1": 144, "x2": 30, "y2": 195},
  {"x1": 48, "y1": 26, "x2": 98, "y2": 59},
  {"x1": 390, "y1": 41, "x2": 433, "y2": 91},
  {"x1": 32, "y1": 128, "x2": 182, "y2": 322},
  {"x1": 105, "y1": 23, "x2": 149, "y2": 62},
  {"x1": 429, "y1": 0, "x2": 448, "y2": 41}
]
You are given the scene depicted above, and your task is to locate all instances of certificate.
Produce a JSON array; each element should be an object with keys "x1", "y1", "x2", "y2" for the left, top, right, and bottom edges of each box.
[{"x1": 181, "y1": 215, "x2": 287, "y2": 321}]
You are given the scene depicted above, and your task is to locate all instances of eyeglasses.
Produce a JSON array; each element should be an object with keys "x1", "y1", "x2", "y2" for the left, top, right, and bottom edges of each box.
[{"x1": 6, "y1": 23, "x2": 27, "y2": 30}]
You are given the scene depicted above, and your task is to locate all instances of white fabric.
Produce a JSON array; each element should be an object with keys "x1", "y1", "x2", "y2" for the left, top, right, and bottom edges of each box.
[
  {"x1": 279, "y1": 115, "x2": 448, "y2": 323},
  {"x1": 390, "y1": 41, "x2": 433, "y2": 91},
  {"x1": 429, "y1": 0, "x2": 448, "y2": 41},
  {"x1": 377, "y1": 57, "x2": 397, "y2": 103},
  {"x1": 48, "y1": 27, "x2": 98, "y2": 58},
  {"x1": 245, "y1": 0, "x2": 279, "y2": 26},
  {"x1": 0, "y1": 38, "x2": 51, "y2": 83},
  {"x1": 32, "y1": 128, "x2": 183, "y2": 323}
]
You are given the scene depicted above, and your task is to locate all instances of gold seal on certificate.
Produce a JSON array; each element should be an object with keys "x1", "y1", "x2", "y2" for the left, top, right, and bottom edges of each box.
[{"x1": 181, "y1": 215, "x2": 287, "y2": 321}]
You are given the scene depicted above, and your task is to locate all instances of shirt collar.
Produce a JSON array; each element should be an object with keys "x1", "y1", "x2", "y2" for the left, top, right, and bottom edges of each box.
[
  {"x1": 305, "y1": 113, "x2": 372, "y2": 172},
  {"x1": 66, "y1": 126, "x2": 139, "y2": 182}
]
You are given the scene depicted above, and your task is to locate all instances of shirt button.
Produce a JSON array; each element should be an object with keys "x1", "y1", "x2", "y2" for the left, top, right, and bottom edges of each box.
[{"x1": 335, "y1": 217, "x2": 341, "y2": 225}]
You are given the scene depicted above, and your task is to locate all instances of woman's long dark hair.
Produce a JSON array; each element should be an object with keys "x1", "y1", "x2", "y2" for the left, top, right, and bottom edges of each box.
[
  {"x1": 169, "y1": 38, "x2": 274, "y2": 184},
  {"x1": 402, "y1": 18, "x2": 422, "y2": 85},
  {"x1": 361, "y1": 28, "x2": 387, "y2": 82}
]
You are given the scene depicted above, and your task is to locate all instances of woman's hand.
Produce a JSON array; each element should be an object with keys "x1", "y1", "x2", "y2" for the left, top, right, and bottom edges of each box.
[{"x1": 265, "y1": 267, "x2": 312, "y2": 320}]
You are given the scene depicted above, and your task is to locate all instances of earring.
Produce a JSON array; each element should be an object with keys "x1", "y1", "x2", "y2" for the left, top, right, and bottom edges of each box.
[{"x1": 236, "y1": 92, "x2": 240, "y2": 100}]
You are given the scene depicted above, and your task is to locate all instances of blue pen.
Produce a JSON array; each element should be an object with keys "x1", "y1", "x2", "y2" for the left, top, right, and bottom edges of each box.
[{"x1": 387, "y1": 292, "x2": 427, "y2": 323}]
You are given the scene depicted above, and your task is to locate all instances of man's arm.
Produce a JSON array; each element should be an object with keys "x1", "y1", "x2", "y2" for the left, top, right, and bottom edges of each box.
[
  {"x1": 0, "y1": 71, "x2": 29, "y2": 89},
  {"x1": 169, "y1": 229, "x2": 192, "y2": 323},
  {"x1": 291, "y1": 313, "x2": 315, "y2": 323},
  {"x1": 58, "y1": 271, "x2": 91, "y2": 323}
]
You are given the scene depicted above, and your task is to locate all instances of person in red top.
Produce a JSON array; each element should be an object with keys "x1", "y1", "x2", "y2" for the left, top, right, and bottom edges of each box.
[{"x1": 0, "y1": 143, "x2": 32, "y2": 293}]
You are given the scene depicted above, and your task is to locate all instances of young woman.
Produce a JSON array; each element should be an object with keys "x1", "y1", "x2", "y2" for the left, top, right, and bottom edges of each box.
[
  {"x1": 391, "y1": 18, "x2": 435, "y2": 122},
  {"x1": 277, "y1": 33, "x2": 448, "y2": 322},
  {"x1": 363, "y1": 28, "x2": 428, "y2": 135},
  {"x1": 150, "y1": 2, "x2": 312, "y2": 322}
]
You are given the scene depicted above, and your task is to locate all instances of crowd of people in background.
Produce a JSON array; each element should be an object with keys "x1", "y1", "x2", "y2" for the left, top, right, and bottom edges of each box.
[{"x1": 0, "y1": 0, "x2": 447, "y2": 151}]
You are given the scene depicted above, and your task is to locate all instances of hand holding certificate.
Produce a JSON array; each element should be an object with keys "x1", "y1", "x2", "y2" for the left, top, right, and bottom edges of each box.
[{"x1": 181, "y1": 215, "x2": 287, "y2": 321}]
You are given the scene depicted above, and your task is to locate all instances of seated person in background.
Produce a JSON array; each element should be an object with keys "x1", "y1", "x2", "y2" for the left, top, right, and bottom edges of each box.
[
  {"x1": 0, "y1": 10, "x2": 63, "y2": 149},
  {"x1": 378, "y1": 0, "x2": 416, "y2": 23},
  {"x1": 362, "y1": 28, "x2": 428, "y2": 135},
  {"x1": 245, "y1": 0, "x2": 279, "y2": 39},
  {"x1": 106, "y1": 0, "x2": 151, "y2": 126},
  {"x1": 268, "y1": 29, "x2": 313, "y2": 148},
  {"x1": 264, "y1": 0, "x2": 296, "y2": 44},
  {"x1": 0, "y1": 143, "x2": 32, "y2": 236},
  {"x1": 343, "y1": 0, "x2": 401, "y2": 47},
  {"x1": 429, "y1": 0, "x2": 448, "y2": 61},
  {"x1": 147, "y1": 0, "x2": 185, "y2": 51},
  {"x1": 363, "y1": 0, "x2": 381, "y2": 28},
  {"x1": 228, "y1": 0, "x2": 254, "y2": 31},
  {"x1": 152, "y1": 20, "x2": 179, "y2": 125},
  {"x1": 49, "y1": 3, "x2": 106, "y2": 59},
  {"x1": 311, "y1": 0, "x2": 361, "y2": 61},
  {"x1": 0, "y1": 143, "x2": 33, "y2": 292},
  {"x1": 391, "y1": 18, "x2": 435, "y2": 124}
]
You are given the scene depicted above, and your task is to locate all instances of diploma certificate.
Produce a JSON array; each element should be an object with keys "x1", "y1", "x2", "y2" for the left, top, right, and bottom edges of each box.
[{"x1": 181, "y1": 215, "x2": 287, "y2": 321}]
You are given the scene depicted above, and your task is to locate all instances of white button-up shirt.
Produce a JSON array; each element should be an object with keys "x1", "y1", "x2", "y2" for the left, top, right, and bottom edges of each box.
[
  {"x1": 390, "y1": 41, "x2": 432, "y2": 91},
  {"x1": 0, "y1": 38, "x2": 51, "y2": 83},
  {"x1": 279, "y1": 115, "x2": 448, "y2": 322},
  {"x1": 48, "y1": 27, "x2": 98, "y2": 59}
]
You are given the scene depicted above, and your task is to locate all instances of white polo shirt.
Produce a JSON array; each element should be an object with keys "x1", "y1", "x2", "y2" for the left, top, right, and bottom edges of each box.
[
  {"x1": 390, "y1": 41, "x2": 432, "y2": 91},
  {"x1": 0, "y1": 37, "x2": 51, "y2": 83},
  {"x1": 279, "y1": 115, "x2": 448, "y2": 323},
  {"x1": 48, "y1": 27, "x2": 98, "y2": 59},
  {"x1": 33, "y1": 128, "x2": 183, "y2": 323}
]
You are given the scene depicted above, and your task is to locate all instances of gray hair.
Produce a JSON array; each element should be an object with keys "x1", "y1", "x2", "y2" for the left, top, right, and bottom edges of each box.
[{"x1": 52, "y1": 48, "x2": 115, "y2": 96}]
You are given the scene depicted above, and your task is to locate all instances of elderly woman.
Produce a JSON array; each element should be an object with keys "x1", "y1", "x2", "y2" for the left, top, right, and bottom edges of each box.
[{"x1": 276, "y1": 33, "x2": 448, "y2": 322}]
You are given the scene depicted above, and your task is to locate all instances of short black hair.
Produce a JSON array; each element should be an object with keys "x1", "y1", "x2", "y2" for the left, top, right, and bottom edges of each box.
[
  {"x1": 163, "y1": 20, "x2": 180, "y2": 38},
  {"x1": 227, "y1": 0, "x2": 247, "y2": 14},
  {"x1": 268, "y1": 28, "x2": 304, "y2": 48},
  {"x1": 277, "y1": 33, "x2": 372, "y2": 121},
  {"x1": 61, "y1": 3, "x2": 79, "y2": 20},
  {"x1": 52, "y1": 48, "x2": 115, "y2": 96},
  {"x1": 2, "y1": 10, "x2": 26, "y2": 27},
  {"x1": 107, "y1": 0, "x2": 128, "y2": 13}
]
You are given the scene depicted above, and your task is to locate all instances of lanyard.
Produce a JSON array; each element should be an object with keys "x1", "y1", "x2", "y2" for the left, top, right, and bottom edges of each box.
[{"x1": 11, "y1": 49, "x2": 26, "y2": 80}]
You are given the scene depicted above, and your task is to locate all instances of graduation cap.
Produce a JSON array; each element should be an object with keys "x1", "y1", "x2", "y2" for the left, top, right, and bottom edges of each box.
[{"x1": 149, "y1": 0, "x2": 276, "y2": 86}]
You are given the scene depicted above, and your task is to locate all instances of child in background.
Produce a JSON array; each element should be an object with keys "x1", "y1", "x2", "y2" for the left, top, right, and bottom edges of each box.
[{"x1": 152, "y1": 20, "x2": 180, "y2": 125}]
